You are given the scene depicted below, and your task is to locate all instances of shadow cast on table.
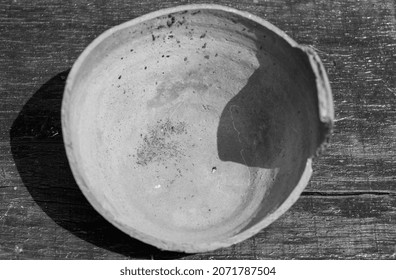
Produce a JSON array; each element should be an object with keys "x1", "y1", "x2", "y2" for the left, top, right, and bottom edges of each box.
[{"x1": 9, "y1": 70, "x2": 189, "y2": 259}]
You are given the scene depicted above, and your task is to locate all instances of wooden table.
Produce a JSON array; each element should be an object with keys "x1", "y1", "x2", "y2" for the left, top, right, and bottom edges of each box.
[{"x1": 1, "y1": 0, "x2": 395, "y2": 259}]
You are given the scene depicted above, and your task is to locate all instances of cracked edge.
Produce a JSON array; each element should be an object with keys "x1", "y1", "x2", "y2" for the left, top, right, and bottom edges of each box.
[{"x1": 298, "y1": 46, "x2": 335, "y2": 156}]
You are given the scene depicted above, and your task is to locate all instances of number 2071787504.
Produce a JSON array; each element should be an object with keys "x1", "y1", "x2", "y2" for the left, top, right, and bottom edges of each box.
[{"x1": 212, "y1": 267, "x2": 276, "y2": 276}]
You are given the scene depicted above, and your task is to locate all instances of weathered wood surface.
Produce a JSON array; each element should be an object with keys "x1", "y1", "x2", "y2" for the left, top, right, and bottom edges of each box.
[{"x1": 0, "y1": 0, "x2": 395, "y2": 259}]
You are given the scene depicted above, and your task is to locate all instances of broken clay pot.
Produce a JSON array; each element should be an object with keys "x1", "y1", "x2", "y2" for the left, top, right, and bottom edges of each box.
[{"x1": 62, "y1": 4, "x2": 334, "y2": 253}]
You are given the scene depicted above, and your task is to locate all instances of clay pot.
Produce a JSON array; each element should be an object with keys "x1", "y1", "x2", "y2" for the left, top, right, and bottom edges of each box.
[{"x1": 62, "y1": 4, "x2": 334, "y2": 252}]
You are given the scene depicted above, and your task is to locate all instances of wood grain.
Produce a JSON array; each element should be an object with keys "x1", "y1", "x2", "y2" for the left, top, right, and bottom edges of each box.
[{"x1": 0, "y1": 0, "x2": 395, "y2": 259}]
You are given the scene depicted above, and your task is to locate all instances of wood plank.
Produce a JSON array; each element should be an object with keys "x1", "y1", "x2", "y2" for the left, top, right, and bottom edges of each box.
[{"x1": 1, "y1": 191, "x2": 394, "y2": 259}]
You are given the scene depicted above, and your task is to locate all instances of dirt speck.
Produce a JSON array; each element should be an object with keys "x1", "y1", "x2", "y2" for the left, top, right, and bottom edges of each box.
[
  {"x1": 204, "y1": 55, "x2": 210, "y2": 59},
  {"x1": 136, "y1": 119, "x2": 187, "y2": 166},
  {"x1": 202, "y1": 43, "x2": 207, "y2": 49},
  {"x1": 167, "y1": 15, "x2": 176, "y2": 27}
]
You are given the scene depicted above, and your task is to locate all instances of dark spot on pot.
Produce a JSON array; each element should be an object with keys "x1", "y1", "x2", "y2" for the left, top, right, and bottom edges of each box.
[
  {"x1": 144, "y1": 66, "x2": 147, "y2": 70},
  {"x1": 152, "y1": 34, "x2": 156, "y2": 41},
  {"x1": 168, "y1": 35, "x2": 174, "y2": 38},
  {"x1": 136, "y1": 120, "x2": 187, "y2": 166},
  {"x1": 167, "y1": 15, "x2": 175, "y2": 27},
  {"x1": 120, "y1": 57, "x2": 124, "y2": 60},
  {"x1": 162, "y1": 55, "x2": 165, "y2": 57},
  {"x1": 176, "y1": 40, "x2": 180, "y2": 44},
  {"x1": 166, "y1": 55, "x2": 170, "y2": 58},
  {"x1": 191, "y1": 10, "x2": 201, "y2": 15},
  {"x1": 200, "y1": 33, "x2": 206, "y2": 39},
  {"x1": 204, "y1": 55, "x2": 210, "y2": 59},
  {"x1": 118, "y1": 75, "x2": 122, "y2": 80},
  {"x1": 157, "y1": 25, "x2": 165, "y2": 29},
  {"x1": 242, "y1": 28, "x2": 246, "y2": 31},
  {"x1": 130, "y1": 49, "x2": 134, "y2": 52},
  {"x1": 202, "y1": 43, "x2": 207, "y2": 49},
  {"x1": 181, "y1": 10, "x2": 188, "y2": 14},
  {"x1": 184, "y1": 57, "x2": 187, "y2": 61}
]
